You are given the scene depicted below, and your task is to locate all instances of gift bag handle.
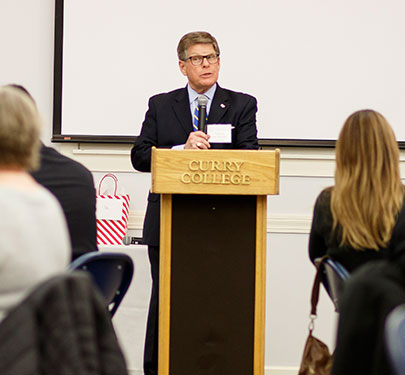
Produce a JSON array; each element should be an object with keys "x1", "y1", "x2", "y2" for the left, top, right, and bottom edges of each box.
[{"x1": 98, "y1": 173, "x2": 118, "y2": 195}]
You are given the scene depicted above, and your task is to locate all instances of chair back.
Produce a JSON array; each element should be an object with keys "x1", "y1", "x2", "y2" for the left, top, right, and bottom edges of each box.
[
  {"x1": 385, "y1": 303, "x2": 405, "y2": 375},
  {"x1": 314, "y1": 257, "x2": 350, "y2": 312},
  {"x1": 69, "y1": 251, "x2": 134, "y2": 316}
]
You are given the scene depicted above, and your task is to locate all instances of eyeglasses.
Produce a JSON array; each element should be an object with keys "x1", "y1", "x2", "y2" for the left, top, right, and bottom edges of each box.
[{"x1": 185, "y1": 54, "x2": 219, "y2": 66}]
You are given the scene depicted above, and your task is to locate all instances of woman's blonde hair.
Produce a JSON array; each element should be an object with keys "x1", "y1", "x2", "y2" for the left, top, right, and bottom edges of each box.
[
  {"x1": 331, "y1": 109, "x2": 403, "y2": 250},
  {"x1": 0, "y1": 86, "x2": 42, "y2": 171}
]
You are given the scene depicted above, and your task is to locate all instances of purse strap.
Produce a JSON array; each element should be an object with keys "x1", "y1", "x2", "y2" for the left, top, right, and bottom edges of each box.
[
  {"x1": 309, "y1": 255, "x2": 331, "y2": 331},
  {"x1": 98, "y1": 173, "x2": 118, "y2": 195}
]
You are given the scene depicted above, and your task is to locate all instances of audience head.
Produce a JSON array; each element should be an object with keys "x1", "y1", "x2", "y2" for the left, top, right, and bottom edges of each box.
[
  {"x1": 336, "y1": 109, "x2": 400, "y2": 181},
  {"x1": 6, "y1": 84, "x2": 36, "y2": 105},
  {"x1": 0, "y1": 86, "x2": 42, "y2": 171},
  {"x1": 332, "y1": 109, "x2": 403, "y2": 250}
]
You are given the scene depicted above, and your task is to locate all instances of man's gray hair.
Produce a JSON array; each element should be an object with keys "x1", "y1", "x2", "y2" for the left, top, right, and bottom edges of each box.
[{"x1": 177, "y1": 31, "x2": 220, "y2": 61}]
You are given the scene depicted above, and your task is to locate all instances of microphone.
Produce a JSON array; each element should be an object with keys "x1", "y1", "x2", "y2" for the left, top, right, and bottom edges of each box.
[
  {"x1": 197, "y1": 95, "x2": 208, "y2": 133},
  {"x1": 122, "y1": 235, "x2": 132, "y2": 246},
  {"x1": 122, "y1": 235, "x2": 144, "y2": 246}
]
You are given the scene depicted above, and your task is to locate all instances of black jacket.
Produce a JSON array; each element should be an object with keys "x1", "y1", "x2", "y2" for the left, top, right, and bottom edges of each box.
[
  {"x1": 31, "y1": 145, "x2": 98, "y2": 260},
  {"x1": 0, "y1": 272, "x2": 127, "y2": 375},
  {"x1": 131, "y1": 85, "x2": 259, "y2": 246}
]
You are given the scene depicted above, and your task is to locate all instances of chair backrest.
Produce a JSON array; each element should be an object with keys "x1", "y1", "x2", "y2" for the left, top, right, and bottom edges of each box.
[
  {"x1": 314, "y1": 257, "x2": 350, "y2": 312},
  {"x1": 69, "y1": 251, "x2": 134, "y2": 316},
  {"x1": 385, "y1": 304, "x2": 405, "y2": 375}
]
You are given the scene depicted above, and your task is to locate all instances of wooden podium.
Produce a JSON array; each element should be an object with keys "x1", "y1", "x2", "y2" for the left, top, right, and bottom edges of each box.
[{"x1": 151, "y1": 148, "x2": 280, "y2": 375}]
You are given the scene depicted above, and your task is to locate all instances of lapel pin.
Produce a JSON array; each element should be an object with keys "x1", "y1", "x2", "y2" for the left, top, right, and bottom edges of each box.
[{"x1": 220, "y1": 103, "x2": 226, "y2": 108}]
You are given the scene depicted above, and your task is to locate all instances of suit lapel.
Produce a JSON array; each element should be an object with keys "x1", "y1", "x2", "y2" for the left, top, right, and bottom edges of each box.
[
  {"x1": 172, "y1": 85, "x2": 229, "y2": 133},
  {"x1": 173, "y1": 87, "x2": 193, "y2": 135},
  {"x1": 208, "y1": 85, "x2": 229, "y2": 124}
]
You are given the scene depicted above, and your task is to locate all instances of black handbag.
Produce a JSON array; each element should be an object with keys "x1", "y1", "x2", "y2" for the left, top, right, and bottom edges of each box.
[{"x1": 298, "y1": 256, "x2": 333, "y2": 375}]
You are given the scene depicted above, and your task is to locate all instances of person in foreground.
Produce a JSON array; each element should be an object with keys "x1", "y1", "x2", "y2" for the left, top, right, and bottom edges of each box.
[
  {"x1": 331, "y1": 253, "x2": 405, "y2": 375},
  {"x1": 31, "y1": 143, "x2": 98, "y2": 260},
  {"x1": 308, "y1": 109, "x2": 405, "y2": 272},
  {"x1": 131, "y1": 31, "x2": 259, "y2": 375},
  {"x1": 7, "y1": 84, "x2": 98, "y2": 261},
  {"x1": 0, "y1": 86, "x2": 70, "y2": 321}
]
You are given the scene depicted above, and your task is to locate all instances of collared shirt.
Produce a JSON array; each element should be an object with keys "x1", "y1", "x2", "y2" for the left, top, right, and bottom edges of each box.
[
  {"x1": 187, "y1": 83, "x2": 217, "y2": 121},
  {"x1": 172, "y1": 83, "x2": 217, "y2": 150}
]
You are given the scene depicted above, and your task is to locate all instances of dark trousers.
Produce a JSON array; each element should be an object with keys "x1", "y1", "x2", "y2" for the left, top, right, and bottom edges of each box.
[{"x1": 144, "y1": 245, "x2": 159, "y2": 375}]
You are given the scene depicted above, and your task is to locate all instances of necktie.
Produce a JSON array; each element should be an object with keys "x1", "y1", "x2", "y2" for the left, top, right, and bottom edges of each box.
[{"x1": 193, "y1": 106, "x2": 199, "y2": 131}]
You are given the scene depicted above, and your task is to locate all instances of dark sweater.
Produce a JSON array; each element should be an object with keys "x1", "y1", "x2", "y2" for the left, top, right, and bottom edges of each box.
[{"x1": 308, "y1": 188, "x2": 405, "y2": 272}]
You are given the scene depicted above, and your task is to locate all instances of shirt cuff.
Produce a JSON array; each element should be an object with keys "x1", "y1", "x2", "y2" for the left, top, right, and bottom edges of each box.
[{"x1": 172, "y1": 144, "x2": 185, "y2": 150}]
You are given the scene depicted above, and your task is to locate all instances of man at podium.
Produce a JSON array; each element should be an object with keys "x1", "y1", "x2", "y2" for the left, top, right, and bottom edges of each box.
[{"x1": 131, "y1": 31, "x2": 259, "y2": 375}]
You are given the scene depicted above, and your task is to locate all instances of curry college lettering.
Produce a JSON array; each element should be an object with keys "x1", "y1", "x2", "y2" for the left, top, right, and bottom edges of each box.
[{"x1": 180, "y1": 159, "x2": 251, "y2": 185}]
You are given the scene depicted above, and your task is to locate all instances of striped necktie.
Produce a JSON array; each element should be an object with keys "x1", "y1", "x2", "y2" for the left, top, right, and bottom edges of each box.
[{"x1": 193, "y1": 105, "x2": 199, "y2": 131}]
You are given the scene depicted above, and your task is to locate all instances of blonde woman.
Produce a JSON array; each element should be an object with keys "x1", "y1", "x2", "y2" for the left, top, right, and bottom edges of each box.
[
  {"x1": 0, "y1": 86, "x2": 70, "y2": 321},
  {"x1": 309, "y1": 109, "x2": 405, "y2": 272}
]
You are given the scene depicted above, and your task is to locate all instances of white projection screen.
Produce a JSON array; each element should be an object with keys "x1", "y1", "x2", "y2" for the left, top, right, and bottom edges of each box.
[{"x1": 53, "y1": 0, "x2": 405, "y2": 147}]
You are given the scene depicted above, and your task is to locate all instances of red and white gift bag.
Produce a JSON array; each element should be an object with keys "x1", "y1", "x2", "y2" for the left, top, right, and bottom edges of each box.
[{"x1": 96, "y1": 173, "x2": 130, "y2": 245}]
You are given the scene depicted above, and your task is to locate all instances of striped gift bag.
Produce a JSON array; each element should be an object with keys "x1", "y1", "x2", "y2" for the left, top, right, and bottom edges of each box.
[{"x1": 96, "y1": 173, "x2": 130, "y2": 245}]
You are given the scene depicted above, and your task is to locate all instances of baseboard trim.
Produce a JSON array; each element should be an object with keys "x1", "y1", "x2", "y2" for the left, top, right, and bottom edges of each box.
[
  {"x1": 266, "y1": 367, "x2": 299, "y2": 375},
  {"x1": 127, "y1": 366, "x2": 299, "y2": 375},
  {"x1": 128, "y1": 211, "x2": 312, "y2": 234}
]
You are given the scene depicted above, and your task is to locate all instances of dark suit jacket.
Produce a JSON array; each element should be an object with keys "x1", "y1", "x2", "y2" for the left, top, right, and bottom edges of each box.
[
  {"x1": 31, "y1": 145, "x2": 98, "y2": 260},
  {"x1": 131, "y1": 85, "x2": 259, "y2": 246}
]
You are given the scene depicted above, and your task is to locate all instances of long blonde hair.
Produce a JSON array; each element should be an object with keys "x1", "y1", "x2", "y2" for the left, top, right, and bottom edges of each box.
[{"x1": 331, "y1": 109, "x2": 404, "y2": 250}]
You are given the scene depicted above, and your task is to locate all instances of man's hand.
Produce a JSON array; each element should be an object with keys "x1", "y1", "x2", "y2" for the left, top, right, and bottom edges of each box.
[{"x1": 185, "y1": 131, "x2": 211, "y2": 149}]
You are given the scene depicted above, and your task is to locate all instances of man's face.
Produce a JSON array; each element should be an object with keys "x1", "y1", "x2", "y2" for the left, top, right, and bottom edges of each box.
[{"x1": 179, "y1": 43, "x2": 220, "y2": 94}]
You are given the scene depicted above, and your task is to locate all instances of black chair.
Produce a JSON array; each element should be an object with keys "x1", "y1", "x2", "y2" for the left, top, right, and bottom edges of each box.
[
  {"x1": 385, "y1": 303, "x2": 405, "y2": 375},
  {"x1": 315, "y1": 257, "x2": 350, "y2": 312},
  {"x1": 69, "y1": 251, "x2": 134, "y2": 317}
]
